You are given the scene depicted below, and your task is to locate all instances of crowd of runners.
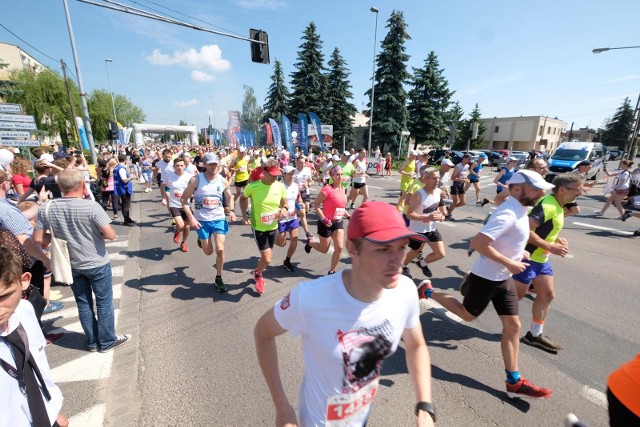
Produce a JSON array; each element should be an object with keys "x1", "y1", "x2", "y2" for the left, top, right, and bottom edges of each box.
[{"x1": 1, "y1": 141, "x2": 639, "y2": 426}]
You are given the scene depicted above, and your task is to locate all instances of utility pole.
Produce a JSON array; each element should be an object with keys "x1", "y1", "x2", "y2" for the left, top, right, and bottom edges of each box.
[{"x1": 60, "y1": 59, "x2": 79, "y2": 148}]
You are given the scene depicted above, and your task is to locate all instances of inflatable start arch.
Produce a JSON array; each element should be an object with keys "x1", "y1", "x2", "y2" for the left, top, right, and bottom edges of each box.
[{"x1": 132, "y1": 123, "x2": 198, "y2": 145}]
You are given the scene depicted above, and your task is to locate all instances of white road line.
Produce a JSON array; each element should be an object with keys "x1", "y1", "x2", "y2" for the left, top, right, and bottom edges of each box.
[
  {"x1": 438, "y1": 221, "x2": 456, "y2": 227},
  {"x1": 111, "y1": 265, "x2": 125, "y2": 278},
  {"x1": 572, "y1": 221, "x2": 633, "y2": 236},
  {"x1": 580, "y1": 386, "x2": 607, "y2": 408},
  {"x1": 110, "y1": 253, "x2": 128, "y2": 262},
  {"x1": 68, "y1": 403, "x2": 105, "y2": 427},
  {"x1": 52, "y1": 351, "x2": 113, "y2": 383},
  {"x1": 49, "y1": 309, "x2": 121, "y2": 335},
  {"x1": 368, "y1": 185, "x2": 384, "y2": 190},
  {"x1": 105, "y1": 240, "x2": 129, "y2": 248},
  {"x1": 422, "y1": 299, "x2": 465, "y2": 323}
]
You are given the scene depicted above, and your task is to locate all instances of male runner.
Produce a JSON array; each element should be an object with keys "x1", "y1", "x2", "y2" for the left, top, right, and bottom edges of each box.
[
  {"x1": 446, "y1": 153, "x2": 471, "y2": 220},
  {"x1": 276, "y1": 166, "x2": 303, "y2": 272},
  {"x1": 293, "y1": 155, "x2": 314, "y2": 239},
  {"x1": 181, "y1": 153, "x2": 236, "y2": 292},
  {"x1": 347, "y1": 148, "x2": 369, "y2": 209},
  {"x1": 156, "y1": 149, "x2": 174, "y2": 207},
  {"x1": 403, "y1": 167, "x2": 446, "y2": 278},
  {"x1": 230, "y1": 146, "x2": 250, "y2": 200},
  {"x1": 240, "y1": 158, "x2": 287, "y2": 295},
  {"x1": 166, "y1": 157, "x2": 194, "y2": 252},
  {"x1": 397, "y1": 150, "x2": 418, "y2": 210},
  {"x1": 254, "y1": 201, "x2": 435, "y2": 426},
  {"x1": 512, "y1": 173, "x2": 583, "y2": 352},
  {"x1": 419, "y1": 170, "x2": 554, "y2": 400}
]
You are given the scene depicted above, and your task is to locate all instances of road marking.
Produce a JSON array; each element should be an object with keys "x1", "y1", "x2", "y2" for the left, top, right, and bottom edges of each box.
[
  {"x1": 438, "y1": 221, "x2": 456, "y2": 227},
  {"x1": 580, "y1": 386, "x2": 607, "y2": 408},
  {"x1": 111, "y1": 265, "x2": 125, "y2": 277},
  {"x1": 572, "y1": 221, "x2": 633, "y2": 236},
  {"x1": 52, "y1": 351, "x2": 113, "y2": 383},
  {"x1": 49, "y1": 309, "x2": 121, "y2": 335},
  {"x1": 68, "y1": 403, "x2": 106, "y2": 427},
  {"x1": 368, "y1": 185, "x2": 384, "y2": 190},
  {"x1": 106, "y1": 240, "x2": 130, "y2": 248},
  {"x1": 110, "y1": 252, "x2": 129, "y2": 262},
  {"x1": 422, "y1": 299, "x2": 465, "y2": 323}
]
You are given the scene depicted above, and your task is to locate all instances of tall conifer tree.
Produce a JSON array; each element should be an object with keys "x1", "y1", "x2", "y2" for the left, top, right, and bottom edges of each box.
[
  {"x1": 326, "y1": 48, "x2": 357, "y2": 148},
  {"x1": 602, "y1": 97, "x2": 635, "y2": 150},
  {"x1": 263, "y1": 60, "x2": 289, "y2": 122},
  {"x1": 289, "y1": 22, "x2": 327, "y2": 119}
]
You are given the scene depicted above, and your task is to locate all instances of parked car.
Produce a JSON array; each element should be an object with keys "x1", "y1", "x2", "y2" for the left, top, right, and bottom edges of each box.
[
  {"x1": 427, "y1": 149, "x2": 465, "y2": 165},
  {"x1": 608, "y1": 150, "x2": 624, "y2": 161},
  {"x1": 497, "y1": 152, "x2": 529, "y2": 170},
  {"x1": 467, "y1": 150, "x2": 489, "y2": 165},
  {"x1": 482, "y1": 150, "x2": 505, "y2": 166},
  {"x1": 492, "y1": 149, "x2": 511, "y2": 158}
]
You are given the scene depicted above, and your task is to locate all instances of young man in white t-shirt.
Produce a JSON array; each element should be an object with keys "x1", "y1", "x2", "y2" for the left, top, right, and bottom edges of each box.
[
  {"x1": 419, "y1": 170, "x2": 554, "y2": 400},
  {"x1": 255, "y1": 201, "x2": 436, "y2": 427}
]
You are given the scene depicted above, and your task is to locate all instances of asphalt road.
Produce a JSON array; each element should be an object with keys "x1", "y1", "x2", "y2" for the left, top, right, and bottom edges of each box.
[{"x1": 98, "y1": 165, "x2": 638, "y2": 426}]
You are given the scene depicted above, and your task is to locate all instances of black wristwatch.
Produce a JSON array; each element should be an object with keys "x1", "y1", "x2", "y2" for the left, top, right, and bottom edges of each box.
[{"x1": 415, "y1": 401, "x2": 436, "y2": 422}]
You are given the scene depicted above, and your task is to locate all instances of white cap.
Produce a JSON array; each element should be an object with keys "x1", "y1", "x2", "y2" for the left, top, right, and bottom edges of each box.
[
  {"x1": 507, "y1": 157, "x2": 518, "y2": 162},
  {"x1": 440, "y1": 159, "x2": 454, "y2": 167},
  {"x1": 343, "y1": 151, "x2": 350, "y2": 157},
  {"x1": 282, "y1": 165, "x2": 295, "y2": 174},
  {"x1": 507, "y1": 170, "x2": 555, "y2": 190},
  {"x1": 238, "y1": 146, "x2": 247, "y2": 153},
  {"x1": 410, "y1": 150, "x2": 418, "y2": 156},
  {"x1": 332, "y1": 155, "x2": 340, "y2": 161}
]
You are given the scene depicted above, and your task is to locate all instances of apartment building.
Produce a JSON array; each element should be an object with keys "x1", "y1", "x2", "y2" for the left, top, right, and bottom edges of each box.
[
  {"x1": 0, "y1": 42, "x2": 46, "y2": 79},
  {"x1": 480, "y1": 115, "x2": 567, "y2": 153}
]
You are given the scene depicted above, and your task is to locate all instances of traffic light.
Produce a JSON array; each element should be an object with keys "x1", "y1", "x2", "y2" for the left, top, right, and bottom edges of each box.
[
  {"x1": 108, "y1": 121, "x2": 119, "y2": 141},
  {"x1": 250, "y1": 29, "x2": 270, "y2": 64}
]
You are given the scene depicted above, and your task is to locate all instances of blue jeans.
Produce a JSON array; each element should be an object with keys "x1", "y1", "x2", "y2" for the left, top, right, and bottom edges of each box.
[{"x1": 71, "y1": 263, "x2": 116, "y2": 350}]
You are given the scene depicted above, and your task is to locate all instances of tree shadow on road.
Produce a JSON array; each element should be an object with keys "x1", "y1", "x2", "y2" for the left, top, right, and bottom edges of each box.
[
  {"x1": 419, "y1": 309, "x2": 501, "y2": 348},
  {"x1": 122, "y1": 246, "x2": 180, "y2": 262}
]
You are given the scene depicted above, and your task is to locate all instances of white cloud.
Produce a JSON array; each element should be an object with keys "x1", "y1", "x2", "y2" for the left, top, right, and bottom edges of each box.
[
  {"x1": 145, "y1": 45, "x2": 231, "y2": 72},
  {"x1": 605, "y1": 74, "x2": 640, "y2": 84},
  {"x1": 191, "y1": 70, "x2": 215, "y2": 82},
  {"x1": 236, "y1": 0, "x2": 286, "y2": 9},
  {"x1": 174, "y1": 99, "x2": 199, "y2": 108}
]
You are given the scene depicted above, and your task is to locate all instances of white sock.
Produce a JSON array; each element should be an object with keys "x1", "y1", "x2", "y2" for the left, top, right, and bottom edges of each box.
[
  {"x1": 529, "y1": 322, "x2": 543, "y2": 337},
  {"x1": 419, "y1": 259, "x2": 428, "y2": 267}
]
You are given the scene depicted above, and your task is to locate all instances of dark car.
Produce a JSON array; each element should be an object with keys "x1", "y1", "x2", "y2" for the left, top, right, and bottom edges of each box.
[
  {"x1": 427, "y1": 149, "x2": 465, "y2": 165},
  {"x1": 482, "y1": 150, "x2": 505, "y2": 166},
  {"x1": 608, "y1": 150, "x2": 624, "y2": 161}
]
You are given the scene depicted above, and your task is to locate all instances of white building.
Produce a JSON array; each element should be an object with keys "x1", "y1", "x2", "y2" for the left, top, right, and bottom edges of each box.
[
  {"x1": 480, "y1": 115, "x2": 566, "y2": 153},
  {"x1": 0, "y1": 42, "x2": 46, "y2": 79}
]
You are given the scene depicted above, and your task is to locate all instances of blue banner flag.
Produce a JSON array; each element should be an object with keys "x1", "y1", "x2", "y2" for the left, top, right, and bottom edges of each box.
[
  {"x1": 308, "y1": 112, "x2": 324, "y2": 152},
  {"x1": 249, "y1": 131, "x2": 255, "y2": 147},
  {"x1": 241, "y1": 131, "x2": 248, "y2": 148},
  {"x1": 297, "y1": 113, "x2": 309, "y2": 155},
  {"x1": 268, "y1": 118, "x2": 282, "y2": 148},
  {"x1": 281, "y1": 115, "x2": 294, "y2": 157}
]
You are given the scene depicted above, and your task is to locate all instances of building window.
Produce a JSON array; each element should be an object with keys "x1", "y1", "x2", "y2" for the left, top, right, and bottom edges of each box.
[
  {"x1": 547, "y1": 126, "x2": 551, "y2": 134},
  {"x1": 494, "y1": 126, "x2": 499, "y2": 133},
  {"x1": 539, "y1": 125, "x2": 543, "y2": 136}
]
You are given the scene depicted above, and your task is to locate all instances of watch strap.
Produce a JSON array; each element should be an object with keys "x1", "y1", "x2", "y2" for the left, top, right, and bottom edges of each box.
[{"x1": 415, "y1": 401, "x2": 436, "y2": 422}]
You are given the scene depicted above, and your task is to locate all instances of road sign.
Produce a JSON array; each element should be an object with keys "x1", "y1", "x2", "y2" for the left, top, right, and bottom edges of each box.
[
  {"x1": 0, "y1": 121, "x2": 37, "y2": 130},
  {"x1": 0, "y1": 104, "x2": 22, "y2": 114},
  {"x1": 0, "y1": 113, "x2": 35, "y2": 123},
  {"x1": 0, "y1": 139, "x2": 41, "y2": 147},
  {"x1": 0, "y1": 130, "x2": 31, "y2": 138}
]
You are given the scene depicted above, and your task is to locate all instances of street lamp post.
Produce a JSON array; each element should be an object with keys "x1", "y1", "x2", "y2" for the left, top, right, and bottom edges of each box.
[
  {"x1": 367, "y1": 6, "x2": 379, "y2": 156},
  {"x1": 592, "y1": 44, "x2": 640, "y2": 159},
  {"x1": 104, "y1": 58, "x2": 119, "y2": 154}
]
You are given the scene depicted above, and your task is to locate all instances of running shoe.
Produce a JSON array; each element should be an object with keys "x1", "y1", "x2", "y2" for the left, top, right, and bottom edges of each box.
[
  {"x1": 564, "y1": 413, "x2": 589, "y2": 427},
  {"x1": 467, "y1": 247, "x2": 475, "y2": 257},
  {"x1": 349, "y1": 203, "x2": 355, "y2": 209},
  {"x1": 505, "y1": 378, "x2": 552, "y2": 399},
  {"x1": 304, "y1": 242, "x2": 312, "y2": 254},
  {"x1": 521, "y1": 331, "x2": 563, "y2": 352},
  {"x1": 171, "y1": 218, "x2": 176, "y2": 225},
  {"x1": 215, "y1": 276, "x2": 228, "y2": 293},
  {"x1": 416, "y1": 251, "x2": 424, "y2": 261},
  {"x1": 593, "y1": 211, "x2": 604, "y2": 217},
  {"x1": 255, "y1": 275, "x2": 265, "y2": 295},
  {"x1": 99, "y1": 334, "x2": 132, "y2": 353},
  {"x1": 417, "y1": 280, "x2": 432, "y2": 300},
  {"x1": 475, "y1": 201, "x2": 483, "y2": 206},
  {"x1": 43, "y1": 301, "x2": 64, "y2": 315},
  {"x1": 402, "y1": 266, "x2": 412, "y2": 278},
  {"x1": 527, "y1": 284, "x2": 536, "y2": 295},
  {"x1": 621, "y1": 210, "x2": 632, "y2": 222},
  {"x1": 49, "y1": 290, "x2": 63, "y2": 301},
  {"x1": 327, "y1": 271, "x2": 336, "y2": 275},
  {"x1": 445, "y1": 214, "x2": 455, "y2": 221},
  {"x1": 180, "y1": 242, "x2": 188, "y2": 252},
  {"x1": 415, "y1": 261, "x2": 432, "y2": 278},
  {"x1": 481, "y1": 198, "x2": 490, "y2": 207},
  {"x1": 283, "y1": 259, "x2": 295, "y2": 272},
  {"x1": 173, "y1": 230, "x2": 181, "y2": 244},
  {"x1": 635, "y1": 229, "x2": 640, "y2": 237},
  {"x1": 45, "y1": 332, "x2": 65, "y2": 346},
  {"x1": 197, "y1": 239, "x2": 202, "y2": 248}
]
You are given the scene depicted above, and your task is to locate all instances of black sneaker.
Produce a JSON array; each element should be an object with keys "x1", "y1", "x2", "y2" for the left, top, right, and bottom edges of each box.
[
  {"x1": 621, "y1": 210, "x2": 632, "y2": 222},
  {"x1": 283, "y1": 259, "x2": 295, "y2": 272},
  {"x1": 402, "y1": 266, "x2": 412, "y2": 278},
  {"x1": 415, "y1": 261, "x2": 432, "y2": 278},
  {"x1": 481, "y1": 198, "x2": 490, "y2": 207},
  {"x1": 327, "y1": 270, "x2": 336, "y2": 275},
  {"x1": 521, "y1": 331, "x2": 563, "y2": 352},
  {"x1": 635, "y1": 229, "x2": 640, "y2": 237},
  {"x1": 100, "y1": 334, "x2": 131, "y2": 353},
  {"x1": 467, "y1": 247, "x2": 475, "y2": 257},
  {"x1": 215, "y1": 276, "x2": 228, "y2": 293},
  {"x1": 304, "y1": 242, "x2": 312, "y2": 254},
  {"x1": 445, "y1": 214, "x2": 455, "y2": 221}
]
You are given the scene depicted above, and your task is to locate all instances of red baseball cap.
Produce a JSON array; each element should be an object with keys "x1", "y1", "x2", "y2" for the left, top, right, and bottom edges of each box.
[
  {"x1": 264, "y1": 165, "x2": 282, "y2": 176},
  {"x1": 250, "y1": 167, "x2": 264, "y2": 181},
  {"x1": 347, "y1": 201, "x2": 427, "y2": 244}
]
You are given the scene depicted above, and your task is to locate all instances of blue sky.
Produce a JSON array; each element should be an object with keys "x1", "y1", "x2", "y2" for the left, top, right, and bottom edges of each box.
[{"x1": 2, "y1": 0, "x2": 639, "y2": 134}]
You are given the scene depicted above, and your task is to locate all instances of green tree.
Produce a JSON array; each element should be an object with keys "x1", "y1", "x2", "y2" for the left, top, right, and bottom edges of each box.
[
  {"x1": 601, "y1": 97, "x2": 634, "y2": 150},
  {"x1": 241, "y1": 85, "x2": 263, "y2": 134},
  {"x1": 289, "y1": 22, "x2": 327, "y2": 119},
  {"x1": 365, "y1": 10, "x2": 411, "y2": 153},
  {"x1": 447, "y1": 102, "x2": 465, "y2": 149},
  {"x1": 0, "y1": 60, "x2": 21, "y2": 98},
  {"x1": 263, "y1": 60, "x2": 289, "y2": 122},
  {"x1": 453, "y1": 103, "x2": 487, "y2": 150},
  {"x1": 5, "y1": 69, "x2": 81, "y2": 146},
  {"x1": 87, "y1": 90, "x2": 145, "y2": 142},
  {"x1": 407, "y1": 51, "x2": 454, "y2": 149},
  {"x1": 326, "y1": 48, "x2": 357, "y2": 148}
]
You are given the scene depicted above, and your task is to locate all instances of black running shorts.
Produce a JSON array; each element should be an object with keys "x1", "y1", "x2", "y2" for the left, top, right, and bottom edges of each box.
[
  {"x1": 317, "y1": 219, "x2": 344, "y2": 238},
  {"x1": 253, "y1": 229, "x2": 277, "y2": 251},
  {"x1": 450, "y1": 183, "x2": 466, "y2": 195},
  {"x1": 462, "y1": 273, "x2": 519, "y2": 317},
  {"x1": 169, "y1": 207, "x2": 189, "y2": 221},
  {"x1": 408, "y1": 230, "x2": 442, "y2": 250}
]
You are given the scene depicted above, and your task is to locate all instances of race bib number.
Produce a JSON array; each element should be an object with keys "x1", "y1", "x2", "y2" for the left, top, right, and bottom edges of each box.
[
  {"x1": 334, "y1": 208, "x2": 345, "y2": 220},
  {"x1": 239, "y1": 166, "x2": 247, "y2": 172},
  {"x1": 261, "y1": 210, "x2": 278, "y2": 225},
  {"x1": 172, "y1": 190, "x2": 183, "y2": 199},
  {"x1": 325, "y1": 380, "x2": 378, "y2": 426},
  {"x1": 202, "y1": 196, "x2": 220, "y2": 209}
]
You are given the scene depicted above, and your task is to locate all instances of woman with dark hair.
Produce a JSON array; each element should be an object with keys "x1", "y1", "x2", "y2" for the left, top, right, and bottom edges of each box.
[{"x1": 101, "y1": 157, "x2": 120, "y2": 219}]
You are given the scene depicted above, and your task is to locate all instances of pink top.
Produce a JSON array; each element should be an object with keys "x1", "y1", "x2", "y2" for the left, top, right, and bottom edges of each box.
[
  {"x1": 319, "y1": 184, "x2": 347, "y2": 221},
  {"x1": 12, "y1": 173, "x2": 31, "y2": 189},
  {"x1": 103, "y1": 173, "x2": 115, "y2": 192}
]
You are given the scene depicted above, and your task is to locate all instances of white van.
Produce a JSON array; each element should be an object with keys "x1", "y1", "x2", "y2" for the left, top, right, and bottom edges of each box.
[{"x1": 546, "y1": 142, "x2": 605, "y2": 182}]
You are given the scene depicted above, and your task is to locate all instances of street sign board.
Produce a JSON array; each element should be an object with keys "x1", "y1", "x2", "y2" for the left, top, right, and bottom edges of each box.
[
  {"x1": 0, "y1": 131, "x2": 31, "y2": 138},
  {"x1": 0, "y1": 113, "x2": 35, "y2": 123},
  {"x1": 0, "y1": 104, "x2": 22, "y2": 114},
  {"x1": 0, "y1": 121, "x2": 37, "y2": 130},
  {"x1": 0, "y1": 139, "x2": 41, "y2": 147}
]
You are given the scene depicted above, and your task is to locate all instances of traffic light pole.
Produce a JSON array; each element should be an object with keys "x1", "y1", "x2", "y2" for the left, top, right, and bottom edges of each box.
[{"x1": 62, "y1": 0, "x2": 97, "y2": 164}]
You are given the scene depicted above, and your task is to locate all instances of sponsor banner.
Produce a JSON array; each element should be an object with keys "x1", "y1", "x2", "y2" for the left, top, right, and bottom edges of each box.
[
  {"x1": 308, "y1": 112, "x2": 324, "y2": 151},
  {"x1": 367, "y1": 157, "x2": 380, "y2": 175},
  {"x1": 0, "y1": 121, "x2": 37, "y2": 130},
  {"x1": 0, "y1": 139, "x2": 41, "y2": 147},
  {"x1": 0, "y1": 104, "x2": 22, "y2": 114},
  {"x1": 297, "y1": 113, "x2": 308, "y2": 155},
  {"x1": 0, "y1": 113, "x2": 35, "y2": 123},
  {"x1": 0, "y1": 130, "x2": 31, "y2": 138},
  {"x1": 308, "y1": 124, "x2": 333, "y2": 147},
  {"x1": 268, "y1": 118, "x2": 282, "y2": 148},
  {"x1": 281, "y1": 115, "x2": 294, "y2": 156}
]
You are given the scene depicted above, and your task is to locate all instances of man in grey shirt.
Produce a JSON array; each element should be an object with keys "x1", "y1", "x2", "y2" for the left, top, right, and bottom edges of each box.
[{"x1": 33, "y1": 169, "x2": 131, "y2": 353}]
